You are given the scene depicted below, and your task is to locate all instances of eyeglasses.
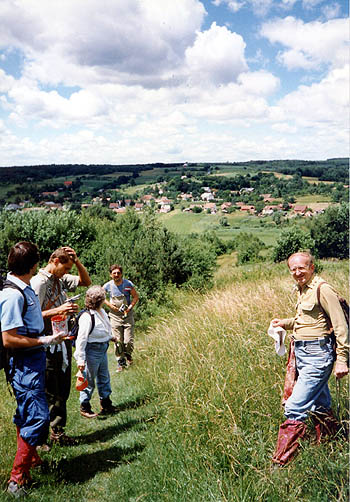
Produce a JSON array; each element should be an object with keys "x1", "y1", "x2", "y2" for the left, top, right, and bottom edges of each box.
[{"x1": 289, "y1": 267, "x2": 310, "y2": 274}]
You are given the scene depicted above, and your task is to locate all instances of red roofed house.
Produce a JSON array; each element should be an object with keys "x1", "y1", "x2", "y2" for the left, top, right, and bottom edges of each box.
[
  {"x1": 293, "y1": 205, "x2": 308, "y2": 215},
  {"x1": 240, "y1": 205, "x2": 255, "y2": 214}
]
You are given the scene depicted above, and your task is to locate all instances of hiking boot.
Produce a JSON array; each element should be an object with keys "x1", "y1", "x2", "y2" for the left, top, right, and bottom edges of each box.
[
  {"x1": 80, "y1": 403, "x2": 98, "y2": 419},
  {"x1": 7, "y1": 481, "x2": 28, "y2": 498},
  {"x1": 126, "y1": 356, "x2": 133, "y2": 367},
  {"x1": 50, "y1": 430, "x2": 78, "y2": 445},
  {"x1": 100, "y1": 397, "x2": 117, "y2": 416},
  {"x1": 116, "y1": 358, "x2": 127, "y2": 372}
]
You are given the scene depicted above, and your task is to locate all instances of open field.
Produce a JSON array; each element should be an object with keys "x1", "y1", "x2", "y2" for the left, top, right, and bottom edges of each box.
[
  {"x1": 158, "y1": 208, "x2": 309, "y2": 247},
  {"x1": 294, "y1": 194, "x2": 333, "y2": 204}
]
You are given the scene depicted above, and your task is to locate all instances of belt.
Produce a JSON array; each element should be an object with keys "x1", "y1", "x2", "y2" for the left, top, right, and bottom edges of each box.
[{"x1": 293, "y1": 335, "x2": 331, "y2": 347}]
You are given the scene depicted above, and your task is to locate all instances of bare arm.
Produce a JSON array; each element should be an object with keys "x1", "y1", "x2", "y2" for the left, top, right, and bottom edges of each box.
[
  {"x1": 41, "y1": 302, "x2": 79, "y2": 319},
  {"x1": 126, "y1": 287, "x2": 139, "y2": 314},
  {"x1": 62, "y1": 246, "x2": 91, "y2": 287},
  {"x1": 2, "y1": 328, "x2": 44, "y2": 349}
]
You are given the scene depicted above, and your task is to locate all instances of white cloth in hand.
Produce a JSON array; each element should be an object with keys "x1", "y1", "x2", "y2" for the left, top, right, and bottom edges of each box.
[
  {"x1": 39, "y1": 334, "x2": 65, "y2": 346},
  {"x1": 267, "y1": 323, "x2": 286, "y2": 356}
]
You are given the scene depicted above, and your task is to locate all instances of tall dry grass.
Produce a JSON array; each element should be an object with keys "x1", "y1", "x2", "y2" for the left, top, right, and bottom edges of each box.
[{"x1": 135, "y1": 260, "x2": 349, "y2": 500}]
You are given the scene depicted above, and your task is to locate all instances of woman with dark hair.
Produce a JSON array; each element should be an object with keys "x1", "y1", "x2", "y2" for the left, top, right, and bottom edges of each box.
[{"x1": 74, "y1": 286, "x2": 116, "y2": 418}]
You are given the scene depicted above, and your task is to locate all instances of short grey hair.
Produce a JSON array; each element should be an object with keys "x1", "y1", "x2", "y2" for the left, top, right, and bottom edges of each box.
[
  {"x1": 85, "y1": 285, "x2": 106, "y2": 310},
  {"x1": 287, "y1": 251, "x2": 314, "y2": 268}
]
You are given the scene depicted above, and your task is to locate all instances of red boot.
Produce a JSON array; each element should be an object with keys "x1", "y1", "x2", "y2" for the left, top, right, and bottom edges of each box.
[
  {"x1": 9, "y1": 428, "x2": 37, "y2": 485},
  {"x1": 272, "y1": 419, "x2": 307, "y2": 466}
]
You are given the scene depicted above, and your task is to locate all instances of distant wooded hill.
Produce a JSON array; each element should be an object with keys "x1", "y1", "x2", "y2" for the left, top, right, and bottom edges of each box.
[{"x1": 0, "y1": 158, "x2": 348, "y2": 184}]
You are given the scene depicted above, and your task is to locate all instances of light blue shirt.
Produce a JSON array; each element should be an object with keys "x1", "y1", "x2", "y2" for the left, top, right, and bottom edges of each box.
[
  {"x1": 103, "y1": 279, "x2": 134, "y2": 305},
  {"x1": 0, "y1": 273, "x2": 44, "y2": 335}
]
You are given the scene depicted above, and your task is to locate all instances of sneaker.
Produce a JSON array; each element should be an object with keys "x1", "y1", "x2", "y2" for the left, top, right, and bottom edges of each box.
[
  {"x1": 50, "y1": 430, "x2": 78, "y2": 445},
  {"x1": 80, "y1": 404, "x2": 98, "y2": 419},
  {"x1": 7, "y1": 481, "x2": 28, "y2": 498}
]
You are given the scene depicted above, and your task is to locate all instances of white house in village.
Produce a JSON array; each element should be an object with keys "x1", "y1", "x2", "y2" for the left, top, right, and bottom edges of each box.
[{"x1": 201, "y1": 192, "x2": 214, "y2": 201}]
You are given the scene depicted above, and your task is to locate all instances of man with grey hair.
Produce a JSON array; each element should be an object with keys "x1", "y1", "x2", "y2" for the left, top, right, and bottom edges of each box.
[{"x1": 270, "y1": 251, "x2": 349, "y2": 466}]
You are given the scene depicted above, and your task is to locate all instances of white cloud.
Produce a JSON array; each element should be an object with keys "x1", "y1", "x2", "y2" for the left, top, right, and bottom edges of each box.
[
  {"x1": 0, "y1": 0, "x2": 206, "y2": 87},
  {"x1": 260, "y1": 16, "x2": 348, "y2": 70},
  {"x1": 276, "y1": 64, "x2": 349, "y2": 129},
  {"x1": 0, "y1": 68, "x2": 14, "y2": 92},
  {"x1": 302, "y1": 0, "x2": 324, "y2": 8},
  {"x1": 0, "y1": 0, "x2": 348, "y2": 165},
  {"x1": 237, "y1": 70, "x2": 279, "y2": 95},
  {"x1": 185, "y1": 22, "x2": 248, "y2": 84}
]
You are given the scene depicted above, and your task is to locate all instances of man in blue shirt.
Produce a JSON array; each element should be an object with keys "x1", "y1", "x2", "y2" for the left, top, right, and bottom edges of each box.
[
  {"x1": 103, "y1": 264, "x2": 139, "y2": 372},
  {"x1": 0, "y1": 242, "x2": 64, "y2": 497}
]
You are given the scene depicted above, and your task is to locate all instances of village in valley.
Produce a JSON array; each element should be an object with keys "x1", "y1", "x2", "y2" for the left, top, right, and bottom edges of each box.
[{"x1": 2, "y1": 159, "x2": 348, "y2": 221}]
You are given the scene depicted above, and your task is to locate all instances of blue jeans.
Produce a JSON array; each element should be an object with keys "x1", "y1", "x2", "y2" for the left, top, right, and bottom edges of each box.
[
  {"x1": 11, "y1": 349, "x2": 50, "y2": 446},
  {"x1": 284, "y1": 337, "x2": 335, "y2": 422},
  {"x1": 79, "y1": 342, "x2": 112, "y2": 405}
]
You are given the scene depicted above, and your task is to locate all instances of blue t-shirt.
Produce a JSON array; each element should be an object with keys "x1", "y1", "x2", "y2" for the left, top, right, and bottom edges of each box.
[
  {"x1": 0, "y1": 274, "x2": 44, "y2": 335},
  {"x1": 103, "y1": 279, "x2": 134, "y2": 306}
]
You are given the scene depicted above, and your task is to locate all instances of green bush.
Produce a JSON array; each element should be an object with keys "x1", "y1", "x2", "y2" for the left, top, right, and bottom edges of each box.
[
  {"x1": 272, "y1": 225, "x2": 316, "y2": 262},
  {"x1": 309, "y1": 203, "x2": 349, "y2": 259},
  {"x1": 236, "y1": 232, "x2": 266, "y2": 264},
  {"x1": 0, "y1": 210, "x2": 96, "y2": 269}
]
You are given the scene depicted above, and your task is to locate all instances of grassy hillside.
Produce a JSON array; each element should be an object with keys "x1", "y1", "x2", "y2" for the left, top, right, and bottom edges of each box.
[
  {"x1": 0, "y1": 260, "x2": 348, "y2": 501},
  {"x1": 158, "y1": 208, "x2": 300, "y2": 247}
]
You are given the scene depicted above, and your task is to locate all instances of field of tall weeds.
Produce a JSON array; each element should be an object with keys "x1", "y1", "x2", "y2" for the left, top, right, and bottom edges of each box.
[{"x1": 134, "y1": 260, "x2": 349, "y2": 501}]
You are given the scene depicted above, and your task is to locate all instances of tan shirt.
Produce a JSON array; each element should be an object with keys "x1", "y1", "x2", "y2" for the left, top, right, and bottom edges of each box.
[{"x1": 282, "y1": 275, "x2": 349, "y2": 364}]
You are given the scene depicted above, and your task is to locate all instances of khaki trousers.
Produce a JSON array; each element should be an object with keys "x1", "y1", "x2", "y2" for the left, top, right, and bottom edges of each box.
[{"x1": 109, "y1": 312, "x2": 135, "y2": 361}]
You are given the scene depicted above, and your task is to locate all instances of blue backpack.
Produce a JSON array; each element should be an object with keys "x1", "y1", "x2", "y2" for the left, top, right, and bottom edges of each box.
[
  {"x1": 0, "y1": 275, "x2": 28, "y2": 377},
  {"x1": 69, "y1": 309, "x2": 95, "y2": 342}
]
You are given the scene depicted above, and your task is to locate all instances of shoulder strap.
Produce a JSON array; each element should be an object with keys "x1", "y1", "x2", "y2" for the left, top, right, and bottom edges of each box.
[
  {"x1": 79, "y1": 309, "x2": 95, "y2": 335},
  {"x1": 316, "y1": 282, "x2": 333, "y2": 332},
  {"x1": 42, "y1": 276, "x2": 61, "y2": 311},
  {"x1": 4, "y1": 280, "x2": 28, "y2": 317},
  {"x1": 89, "y1": 312, "x2": 95, "y2": 335}
]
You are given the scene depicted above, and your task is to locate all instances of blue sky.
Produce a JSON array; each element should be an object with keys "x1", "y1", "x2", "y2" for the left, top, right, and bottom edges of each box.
[{"x1": 0, "y1": 0, "x2": 348, "y2": 166}]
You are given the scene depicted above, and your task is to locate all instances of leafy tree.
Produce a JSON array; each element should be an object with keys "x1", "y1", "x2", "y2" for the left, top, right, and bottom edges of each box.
[
  {"x1": 192, "y1": 206, "x2": 203, "y2": 213},
  {"x1": 309, "y1": 203, "x2": 349, "y2": 259},
  {"x1": 272, "y1": 225, "x2": 316, "y2": 262},
  {"x1": 0, "y1": 210, "x2": 97, "y2": 269}
]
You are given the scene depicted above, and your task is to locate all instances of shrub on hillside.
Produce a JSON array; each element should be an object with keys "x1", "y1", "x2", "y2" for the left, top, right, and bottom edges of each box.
[
  {"x1": 236, "y1": 232, "x2": 266, "y2": 264},
  {"x1": 308, "y1": 203, "x2": 349, "y2": 259},
  {"x1": 272, "y1": 225, "x2": 316, "y2": 262},
  {"x1": 0, "y1": 209, "x2": 96, "y2": 269}
]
